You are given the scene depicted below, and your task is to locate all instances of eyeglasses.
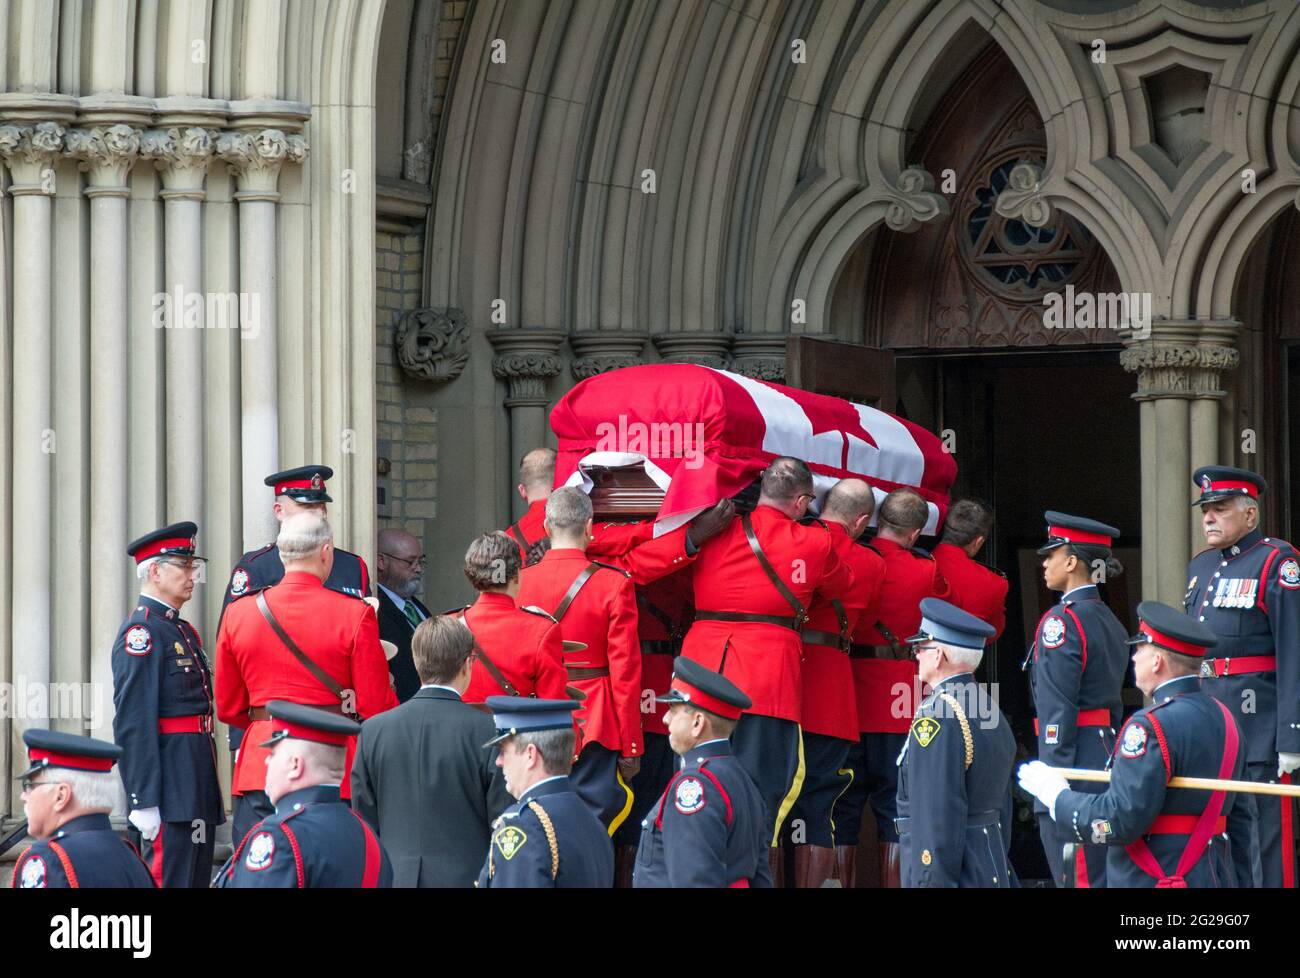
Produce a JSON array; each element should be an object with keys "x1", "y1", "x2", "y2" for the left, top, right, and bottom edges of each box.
[
  {"x1": 381, "y1": 552, "x2": 426, "y2": 568},
  {"x1": 910, "y1": 643, "x2": 941, "y2": 660},
  {"x1": 20, "y1": 777, "x2": 60, "y2": 794}
]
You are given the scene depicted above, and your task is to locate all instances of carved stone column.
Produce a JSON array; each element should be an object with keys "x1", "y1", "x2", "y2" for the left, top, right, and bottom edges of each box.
[
  {"x1": 65, "y1": 122, "x2": 142, "y2": 741},
  {"x1": 569, "y1": 333, "x2": 647, "y2": 380},
  {"x1": 1120, "y1": 320, "x2": 1240, "y2": 604},
  {"x1": 651, "y1": 332, "x2": 733, "y2": 369},
  {"x1": 0, "y1": 121, "x2": 65, "y2": 729},
  {"x1": 487, "y1": 328, "x2": 566, "y2": 520},
  {"x1": 729, "y1": 336, "x2": 787, "y2": 382},
  {"x1": 216, "y1": 127, "x2": 309, "y2": 548}
]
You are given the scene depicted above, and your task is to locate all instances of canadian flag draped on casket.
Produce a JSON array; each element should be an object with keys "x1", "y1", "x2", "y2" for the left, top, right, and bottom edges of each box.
[{"x1": 550, "y1": 363, "x2": 956, "y2": 535}]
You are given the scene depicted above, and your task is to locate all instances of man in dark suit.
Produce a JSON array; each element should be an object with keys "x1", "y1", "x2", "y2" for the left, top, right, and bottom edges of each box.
[
  {"x1": 351, "y1": 614, "x2": 512, "y2": 887},
  {"x1": 374, "y1": 527, "x2": 432, "y2": 702}
]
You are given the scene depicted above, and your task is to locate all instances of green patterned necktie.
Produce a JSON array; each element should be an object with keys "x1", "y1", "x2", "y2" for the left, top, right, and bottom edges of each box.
[{"x1": 402, "y1": 600, "x2": 421, "y2": 628}]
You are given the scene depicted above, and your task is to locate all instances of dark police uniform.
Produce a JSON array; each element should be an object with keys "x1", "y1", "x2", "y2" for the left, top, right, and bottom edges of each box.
[
  {"x1": 216, "y1": 702, "x2": 393, "y2": 888},
  {"x1": 476, "y1": 697, "x2": 614, "y2": 888},
  {"x1": 111, "y1": 523, "x2": 223, "y2": 888},
  {"x1": 896, "y1": 599, "x2": 1015, "y2": 888},
  {"x1": 1026, "y1": 513, "x2": 1129, "y2": 887},
  {"x1": 1183, "y1": 466, "x2": 1299, "y2": 887},
  {"x1": 10, "y1": 731, "x2": 154, "y2": 889},
  {"x1": 1034, "y1": 603, "x2": 1256, "y2": 888},
  {"x1": 633, "y1": 658, "x2": 771, "y2": 887},
  {"x1": 221, "y1": 466, "x2": 372, "y2": 757}
]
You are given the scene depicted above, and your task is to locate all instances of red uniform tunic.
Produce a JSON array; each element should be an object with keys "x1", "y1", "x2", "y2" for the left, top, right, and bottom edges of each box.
[
  {"x1": 215, "y1": 571, "x2": 399, "y2": 799},
  {"x1": 680, "y1": 505, "x2": 854, "y2": 724},
  {"x1": 932, "y1": 542, "x2": 1008, "y2": 640},
  {"x1": 853, "y1": 538, "x2": 951, "y2": 733},
  {"x1": 461, "y1": 591, "x2": 570, "y2": 702},
  {"x1": 504, "y1": 499, "x2": 548, "y2": 563},
  {"x1": 517, "y1": 548, "x2": 643, "y2": 758},
  {"x1": 588, "y1": 521, "x2": 697, "y2": 729},
  {"x1": 801, "y1": 524, "x2": 886, "y2": 741}
]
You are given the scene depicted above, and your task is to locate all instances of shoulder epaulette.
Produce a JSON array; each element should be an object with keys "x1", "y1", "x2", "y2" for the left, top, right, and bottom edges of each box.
[
  {"x1": 520, "y1": 604, "x2": 560, "y2": 624},
  {"x1": 589, "y1": 559, "x2": 631, "y2": 578}
]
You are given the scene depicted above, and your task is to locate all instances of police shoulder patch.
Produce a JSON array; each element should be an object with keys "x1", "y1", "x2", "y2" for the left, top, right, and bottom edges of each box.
[
  {"x1": 1279, "y1": 558, "x2": 1300, "y2": 590},
  {"x1": 494, "y1": 825, "x2": 527, "y2": 860},
  {"x1": 125, "y1": 625, "x2": 152, "y2": 656},
  {"x1": 244, "y1": 831, "x2": 275, "y2": 871},
  {"x1": 1040, "y1": 615, "x2": 1066, "y2": 649},
  {"x1": 1119, "y1": 721, "x2": 1148, "y2": 759},
  {"x1": 911, "y1": 715, "x2": 941, "y2": 747},
  {"x1": 674, "y1": 776, "x2": 706, "y2": 815},
  {"x1": 1090, "y1": 819, "x2": 1112, "y2": 844},
  {"x1": 19, "y1": 852, "x2": 47, "y2": 888},
  {"x1": 229, "y1": 567, "x2": 250, "y2": 597},
  {"x1": 1044, "y1": 723, "x2": 1060, "y2": 746}
]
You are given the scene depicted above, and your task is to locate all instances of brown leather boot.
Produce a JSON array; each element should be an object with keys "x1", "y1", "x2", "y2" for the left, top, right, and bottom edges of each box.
[
  {"x1": 835, "y1": 845, "x2": 858, "y2": 888},
  {"x1": 768, "y1": 845, "x2": 786, "y2": 888},
  {"x1": 877, "y1": 842, "x2": 901, "y2": 888},
  {"x1": 614, "y1": 844, "x2": 638, "y2": 888},
  {"x1": 792, "y1": 844, "x2": 838, "y2": 887}
]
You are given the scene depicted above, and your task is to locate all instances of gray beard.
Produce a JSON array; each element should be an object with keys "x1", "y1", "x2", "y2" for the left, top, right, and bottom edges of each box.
[{"x1": 390, "y1": 577, "x2": 422, "y2": 599}]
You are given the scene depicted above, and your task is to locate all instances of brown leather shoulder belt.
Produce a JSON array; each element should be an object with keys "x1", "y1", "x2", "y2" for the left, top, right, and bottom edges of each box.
[
  {"x1": 552, "y1": 563, "x2": 613, "y2": 681},
  {"x1": 256, "y1": 591, "x2": 363, "y2": 720},
  {"x1": 695, "y1": 512, "x2": 809, "y2": 632},
  {"x1": 456, "y1": 607, "x2": 525, "y2": 697}
]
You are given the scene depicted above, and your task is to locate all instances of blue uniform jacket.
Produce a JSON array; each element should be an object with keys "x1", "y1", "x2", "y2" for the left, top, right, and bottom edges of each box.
[
  {"x1": 632, "y1": 738, "x2": 773, "y2": 888},
  {"x1": 1027, "y1": 584, "x2": 1129, "y2": 810},
  {"x1": 476, "y1": 776, "x2": 613, "y2": 888},
  {"x1": 11, "y1": 813, "x2": 155, "y2": 888},
  {"x1": 1053, "y1": 674, "x2": 1257, "y2": 887},
  {"x1": 216, "y1": 785, "x2": 392, "y2": 888},
  {"x1": 896, "y1": 674, "x2": 1016, "y2": 887},
  {"x1": 1183, "y1": 528, "x2": 1300, "y2": 762},
  {"x1": 111, "y1": 594, "x2": 224, "y2": 824}
]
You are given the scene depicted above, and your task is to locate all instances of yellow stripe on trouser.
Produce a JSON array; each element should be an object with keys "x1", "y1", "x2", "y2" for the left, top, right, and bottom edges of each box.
[
  {"x1": 771, "y1": 725, "x2": 806, "y2": 847},
  {"x1": 608, "y1": 767, "x2": 635, "y2": 837},
  {"x1": 829, "y1": 766, "x2": 855, "y2": 848}
]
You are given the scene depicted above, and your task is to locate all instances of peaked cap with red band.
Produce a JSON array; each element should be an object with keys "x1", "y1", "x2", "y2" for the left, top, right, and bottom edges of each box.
[
  {"x1": 127, "y1": 520, "x2": 204, "y2": 564},
  {"x1": 18, "y1": 729, "x2": 122, "y2": 780},
  {"x1": 656, "y1": 656, "x2": 752, "y2": 721},
  {"x1": 1037, "y1": 510, "x2": 1120, "y2": 556},
  {"x1": 266, "y1": 464, "x2": 334, "y2": 504},
  {"x1": 258, "y1": 701, "x2": 360, "y2": 749},
  {"x1": 1192, "y1": 465, "x2": 1265, "y2": 507},
  {"x1": 1127, "y1": 600, "x2": 1218, "y2": 658}
]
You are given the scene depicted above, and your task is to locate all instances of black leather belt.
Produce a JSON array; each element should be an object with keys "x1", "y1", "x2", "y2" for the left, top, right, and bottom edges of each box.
[
  {"x1": 639, "y1": 640, "x2": 676, "y2": 655},
  {"x1": 801, "y1": 629, "x2": 849, "y2": 652},
  {"x1": 896, "y1": 810, "x2": 1000, "y2": 835},
  {"x1": 694, "y1": 610, "x2": 805, "y2": 631}
]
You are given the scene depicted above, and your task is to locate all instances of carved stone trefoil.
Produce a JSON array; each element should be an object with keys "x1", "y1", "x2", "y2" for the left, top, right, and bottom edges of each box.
[
  {"x1": 995, "y1": 162, "x2": 1052, "y2": 229},
  {"x1": 882, "y1": 167, "x2": 949, "y2": 233},
  {"x1": 394, "y1": 307, "x2": 471, "y2": 383}
]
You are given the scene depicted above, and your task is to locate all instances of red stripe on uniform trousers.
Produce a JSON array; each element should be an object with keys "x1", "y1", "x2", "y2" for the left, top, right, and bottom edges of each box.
[
  {"x1": 148, "y1": 830, "x2": 164, "y2": 888},
  {"x1": 1282, "y1": 773, "x2": 1295, "y2": 889}
]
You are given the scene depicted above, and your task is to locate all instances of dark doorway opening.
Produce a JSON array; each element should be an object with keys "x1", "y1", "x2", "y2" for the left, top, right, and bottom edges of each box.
[{"x1": 896, "y1": 347, "x2": 1143, "y2": 882}]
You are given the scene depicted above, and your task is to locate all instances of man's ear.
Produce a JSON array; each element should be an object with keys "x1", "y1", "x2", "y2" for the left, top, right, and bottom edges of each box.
[
  {"x1": 542, "y1": 518, "x2": 552, "y2": 537},
  {"x1": 585, "y1": 516, "x2": 594, "y2": 538},
  {"x1": 855, "y1": 512, "x2": 872, "y2": 537},
  {"x1": 517, "y1": 483, "x2": 528, "y2": 501}
]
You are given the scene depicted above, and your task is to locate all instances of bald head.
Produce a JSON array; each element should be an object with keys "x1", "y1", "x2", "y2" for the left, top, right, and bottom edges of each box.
[
  {"x1": 821, "y1": 478, "x2": 876, "y2": 539},
  {"x1": 518, "y1": 448, "x2": 557, "y2": 503},
  {"x1": 377, "y1": 527, "x2": 425, "y2": 597},
  {"x1": 758, "y1": 456, "x2": 814, "y2": 518}
]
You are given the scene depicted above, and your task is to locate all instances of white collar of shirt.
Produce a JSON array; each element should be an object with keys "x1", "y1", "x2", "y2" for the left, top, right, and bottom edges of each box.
[
  {"x1": 1061, "y1": 584, "x2": 1094, "y2": 601},
  {"x1": 380, "y1": 584, "x2": 420, "y2": 614},
  {"x1": 420, "y1": 683, "x2": 461, "y2": 698}
]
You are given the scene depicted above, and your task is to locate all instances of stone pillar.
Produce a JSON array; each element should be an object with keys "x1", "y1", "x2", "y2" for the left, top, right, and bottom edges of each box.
[
  {"x1": 216, "y1": 127, "x2": 308, "y2": 548},
  {"x1": 0, "y1": 121, "x2": 64, "y2": 732},
  {"x1": 64, "y1": 122, "x2": 142, "y2": 741},
  {"x1": 140, "y1": 124, "x2": 216, "y2": 622},
  {"x1": 569, "y1": 332, "x2": 647, "y2": 380},
  {"x1": 651, "y1": 331, "x2": 734, "y2": 369},
  {"x1": 487, "y1": 328, "x2": 565, "y2": 520},
  {"x1": 1120, "y1": 320, "x2": 1239, "y2": 605}
]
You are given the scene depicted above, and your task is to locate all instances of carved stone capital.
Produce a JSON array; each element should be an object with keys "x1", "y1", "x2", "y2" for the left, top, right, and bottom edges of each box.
[
  {"x1": 882, "y1": 167, "x2": 949, "y2": 233},
  {"x1": 729, "y1": 335, "x2": 787, "y2": 382},
  {"x1": 487, "y1": 328, "x2": 567, "y2": 406},
  {"x1": 64, "y1": 124, "x2": 142, "y2": 191},
  {"x1": 569, "y1": 333, "x2": 648, "y2": 380},
  {"x1": 995, "y1": 162, "x2": 1052, "y2": 228},
  {"x1": 140, "y1": 126, "x2": 217, "y2": 195},
  {"x1": 216, "y1": 128, "x2": 308, "y2": 198},
  {"x1": 1120, "y1": 321, "x2": 1240, "y2": 400},
  {"x1": 394, "y1": 307, "x2": 470, "y2": 383},
  {"x1": 651, "y1": 331, "x2": 734, "y2": 370},
  {"x1": 0, "y1": 122, "x2": 66, "y2": 191}
]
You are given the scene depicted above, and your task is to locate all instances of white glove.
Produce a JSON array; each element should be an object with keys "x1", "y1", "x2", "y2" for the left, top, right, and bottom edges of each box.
[
  {"x1": 1279, "y1": 753, "x2": 1300, "y2": 778},
  {"x1": 1017, "y1": 761, "x2": 1069, "y2": 820},
  {"x1": 128, "y1": 807, "x2": 162, "y2": 841}
]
